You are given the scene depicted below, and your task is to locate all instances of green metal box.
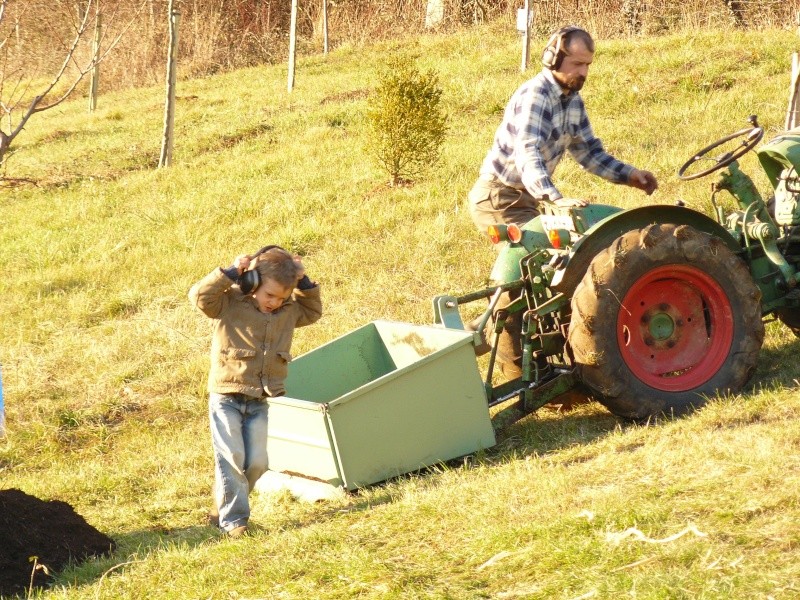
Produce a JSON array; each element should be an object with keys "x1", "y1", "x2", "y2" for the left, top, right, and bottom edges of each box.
[{"x1": 266, "y1": 320, "x2": 496, "y2": 491}]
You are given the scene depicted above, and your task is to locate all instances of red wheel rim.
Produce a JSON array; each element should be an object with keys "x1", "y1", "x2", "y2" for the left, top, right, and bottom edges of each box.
[{"x1": 617, "y1": 265, "x2": 734, "y2": 391}]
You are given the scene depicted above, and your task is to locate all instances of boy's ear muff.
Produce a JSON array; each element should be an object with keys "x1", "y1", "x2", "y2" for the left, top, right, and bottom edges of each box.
[
  {"x1": 541, "y1": 25, "x2": 583, "y2": 70},
  {"x1": 238, "y1": 269, "x2": 260, "y2": 295},
  {"x1": 237, "y1": 245, "x2": 289, "y2": 294}
]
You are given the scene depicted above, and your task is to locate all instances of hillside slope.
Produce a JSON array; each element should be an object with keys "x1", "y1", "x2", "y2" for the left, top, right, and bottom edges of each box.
[{"x1": 1, "y1": 23, "x2": 799, "y2": 599}]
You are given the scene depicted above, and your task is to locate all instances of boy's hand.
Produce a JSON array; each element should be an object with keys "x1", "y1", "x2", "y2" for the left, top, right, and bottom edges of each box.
[
  {"x1": 293, "y1": 255, "x2": 306, "y2": 282},
  {"x1": 233, "y1": 254, "x2": 252, "y2": 275}
]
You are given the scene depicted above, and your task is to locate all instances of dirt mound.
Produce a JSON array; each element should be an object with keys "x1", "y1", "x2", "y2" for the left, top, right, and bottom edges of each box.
[{"x1": 0, "y1": 488, "x2": 115, "y2": 598}]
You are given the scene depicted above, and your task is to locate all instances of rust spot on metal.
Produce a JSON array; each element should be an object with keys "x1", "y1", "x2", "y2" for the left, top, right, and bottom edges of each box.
[{"x1": 395, "y1": 332, "x2": 436, "y2": 357}]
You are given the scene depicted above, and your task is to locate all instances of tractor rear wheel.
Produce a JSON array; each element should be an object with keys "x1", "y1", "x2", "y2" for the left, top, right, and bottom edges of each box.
[{"x1": 568, "y1": 223, "x2": 764, "y2": 419}]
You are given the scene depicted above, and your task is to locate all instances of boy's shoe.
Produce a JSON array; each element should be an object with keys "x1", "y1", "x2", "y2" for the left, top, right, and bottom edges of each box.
[{"x1": 227, "y1": 525, "x2": 248, "y2": 538}]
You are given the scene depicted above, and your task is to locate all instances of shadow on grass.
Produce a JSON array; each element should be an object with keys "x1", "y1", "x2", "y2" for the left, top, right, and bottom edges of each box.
[
  {"x1": 297, "y1": 399, "x2": 628, "y2": 522},
  {"x1": 51, "y1": 525, "x2": 222, "y2": 595},
  {"x1": 750, "y1": 333, "x2": 800, "y2": 389},
  {"x1": 490, "y1": 399, "x2": 624, "y2": 458}
]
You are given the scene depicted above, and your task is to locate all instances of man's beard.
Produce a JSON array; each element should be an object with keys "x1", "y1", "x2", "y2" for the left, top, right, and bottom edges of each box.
[{"x1": 564, "y1": 75, "x2": 586, "y2": 92}]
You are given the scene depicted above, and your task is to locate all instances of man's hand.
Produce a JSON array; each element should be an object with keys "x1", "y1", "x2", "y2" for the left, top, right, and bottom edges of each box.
[
  {"x1": 628, "y1": 169, "x2": 658, "y2": 195},
  {"x1": 553, "y1": 197, "x2": 588, "y2": 208}
]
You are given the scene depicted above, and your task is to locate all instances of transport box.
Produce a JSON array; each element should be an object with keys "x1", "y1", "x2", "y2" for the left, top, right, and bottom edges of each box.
[{"x1": 266, "y1": 320, "x2": 496, "y2": 490}]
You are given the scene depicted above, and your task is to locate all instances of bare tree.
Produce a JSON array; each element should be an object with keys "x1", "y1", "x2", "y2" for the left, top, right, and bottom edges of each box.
[{"x1": 0, "y1": 0, "x2": 142, "y2": 174}]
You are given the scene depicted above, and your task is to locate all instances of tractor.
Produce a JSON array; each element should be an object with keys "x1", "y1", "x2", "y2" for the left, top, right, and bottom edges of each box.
[
  {"x1": 434, "y1": 115, "x2": 800, "y2": 421},
  {"x1": 257, "y1": 116, "x2": 800, "y2": 492}
]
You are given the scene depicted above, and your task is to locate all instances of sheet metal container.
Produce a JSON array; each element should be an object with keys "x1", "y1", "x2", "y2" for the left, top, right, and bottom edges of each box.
[{"x1": 266, "y1": 320, "x2": 495, "y2": 490}]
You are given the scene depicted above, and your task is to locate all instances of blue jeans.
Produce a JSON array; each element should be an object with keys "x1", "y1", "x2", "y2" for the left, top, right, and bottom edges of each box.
[{"x1": 209, "y1": 393, "x2": 269, "y2": 532}]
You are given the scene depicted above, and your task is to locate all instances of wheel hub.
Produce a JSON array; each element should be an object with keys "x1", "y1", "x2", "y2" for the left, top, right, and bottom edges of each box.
[
  {"x1": 618, "y1": 265, "x2": 734, "y2": 391},
  {"x1": 644, "y1": 309, "x2": 676, "y2": 344}
]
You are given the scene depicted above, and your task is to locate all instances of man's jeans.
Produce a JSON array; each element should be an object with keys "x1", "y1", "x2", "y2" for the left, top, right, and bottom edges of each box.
[{"x1": 209, "y1": 393, "x2": 269, "y2": 532}]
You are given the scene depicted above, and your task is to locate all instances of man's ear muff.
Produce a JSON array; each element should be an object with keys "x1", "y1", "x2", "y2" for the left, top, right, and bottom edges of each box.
[
  {"x1": 238, "y1": 269, "x2": 260, "y2": 295},
  {"x1": 541, "y1": 25, "x2": 583, "y2": 70}
]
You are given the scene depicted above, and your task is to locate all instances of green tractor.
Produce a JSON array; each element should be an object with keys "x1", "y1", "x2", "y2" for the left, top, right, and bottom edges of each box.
[{"x1": 434, "y1": 115, "x2": 800, "y2": 421}]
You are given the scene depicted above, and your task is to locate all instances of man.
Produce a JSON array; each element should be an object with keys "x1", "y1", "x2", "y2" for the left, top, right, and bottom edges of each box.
[
  {"x1": 467, "y1": 26, "x2": 658, "y2": 379},
  {"x1": 468, "y1": 25, "x2": 658, "y2": 234}
]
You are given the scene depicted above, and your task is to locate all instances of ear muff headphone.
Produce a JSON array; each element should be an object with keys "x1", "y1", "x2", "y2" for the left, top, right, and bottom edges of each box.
[
  {"x1": 238, "y1": 269, "x2": 261, "y2": 295},
  {"x1": 541, "y1": 25, "x2": 584, "y2": 70},
  {"x1": 236, "y1": 245, "x2": 286, "y2": 294}
]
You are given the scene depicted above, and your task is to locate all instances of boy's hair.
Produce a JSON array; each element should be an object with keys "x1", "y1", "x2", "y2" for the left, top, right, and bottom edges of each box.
[{"x1": 254, "y1": 248, "x2": 301, "y2": 289}]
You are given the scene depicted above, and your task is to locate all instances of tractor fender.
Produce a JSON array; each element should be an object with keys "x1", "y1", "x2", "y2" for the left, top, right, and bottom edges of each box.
[
  {"x1": 552, "y1": 205, "x2": 739, "y2": 297},
  {"x1": 757, "y1": 132, "x2": 800, "y2": 189}
]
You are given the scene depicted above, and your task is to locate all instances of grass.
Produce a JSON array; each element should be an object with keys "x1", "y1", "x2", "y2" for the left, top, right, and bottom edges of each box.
[{"x1": 1, "y1": 21, "x2": 800, "y2": 599}]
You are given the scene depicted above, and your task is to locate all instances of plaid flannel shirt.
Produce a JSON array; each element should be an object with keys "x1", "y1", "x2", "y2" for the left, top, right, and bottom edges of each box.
[{"x1": 479, "y1": 69, "x2": 634, "y2": 200}]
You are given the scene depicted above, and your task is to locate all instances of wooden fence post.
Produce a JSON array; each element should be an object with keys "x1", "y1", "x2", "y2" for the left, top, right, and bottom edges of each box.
[
  {"x1": 425, "y1": 0, "x2": 444, "y2": 28},
  {"x1": 288, "y1": 0, "x2": 298, "y2": 92},
  {"x1": 787, "y1": 53, "x2": 800, "y2": 130},
  {"x1": 518, "y1": 0, "x2": 532, "y2": 72},
  {"x1": 88, "y1": 13, "x2": 101, "y2": 112},
  {"x1": 159, "y1": 4, "x2": 180, "y2": 168},
  {"x1": 322, "y1": 0, "x2": 329, "y2": 54}
]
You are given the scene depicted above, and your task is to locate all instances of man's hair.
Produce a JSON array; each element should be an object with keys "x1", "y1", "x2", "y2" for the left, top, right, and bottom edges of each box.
[
  {"x1": 255, "y1": 248, "x2": 300, "y2": 289},
  {"x1": 563, "y1": 27, "x2": 594, "y2": 54}
]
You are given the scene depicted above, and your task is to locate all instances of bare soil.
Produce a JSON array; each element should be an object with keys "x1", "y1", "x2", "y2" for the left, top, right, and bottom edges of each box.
[{"x1": 0, "y1": 488, "x2": 115, "y2": 598}]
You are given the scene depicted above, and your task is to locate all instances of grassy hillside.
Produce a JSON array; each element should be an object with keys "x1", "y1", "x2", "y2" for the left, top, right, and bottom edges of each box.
[{"x1": 1, "y1": 21, "x2": 800, "y2": 598}]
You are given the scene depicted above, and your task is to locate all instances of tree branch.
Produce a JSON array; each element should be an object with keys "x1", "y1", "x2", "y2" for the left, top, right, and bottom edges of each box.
[{"x1": 0, "y1": 0, "x2": 149, "y2": 167}]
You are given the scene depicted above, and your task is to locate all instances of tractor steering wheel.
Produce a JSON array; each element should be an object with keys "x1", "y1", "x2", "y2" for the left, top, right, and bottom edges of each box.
[{"x1": 677, "y1": 116, "x2": 764, "y2": 181}]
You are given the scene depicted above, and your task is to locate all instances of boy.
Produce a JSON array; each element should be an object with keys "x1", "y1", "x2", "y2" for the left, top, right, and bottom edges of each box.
[{"x1": 189, "y1": 246, "x2": 322, "y2": 537}]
